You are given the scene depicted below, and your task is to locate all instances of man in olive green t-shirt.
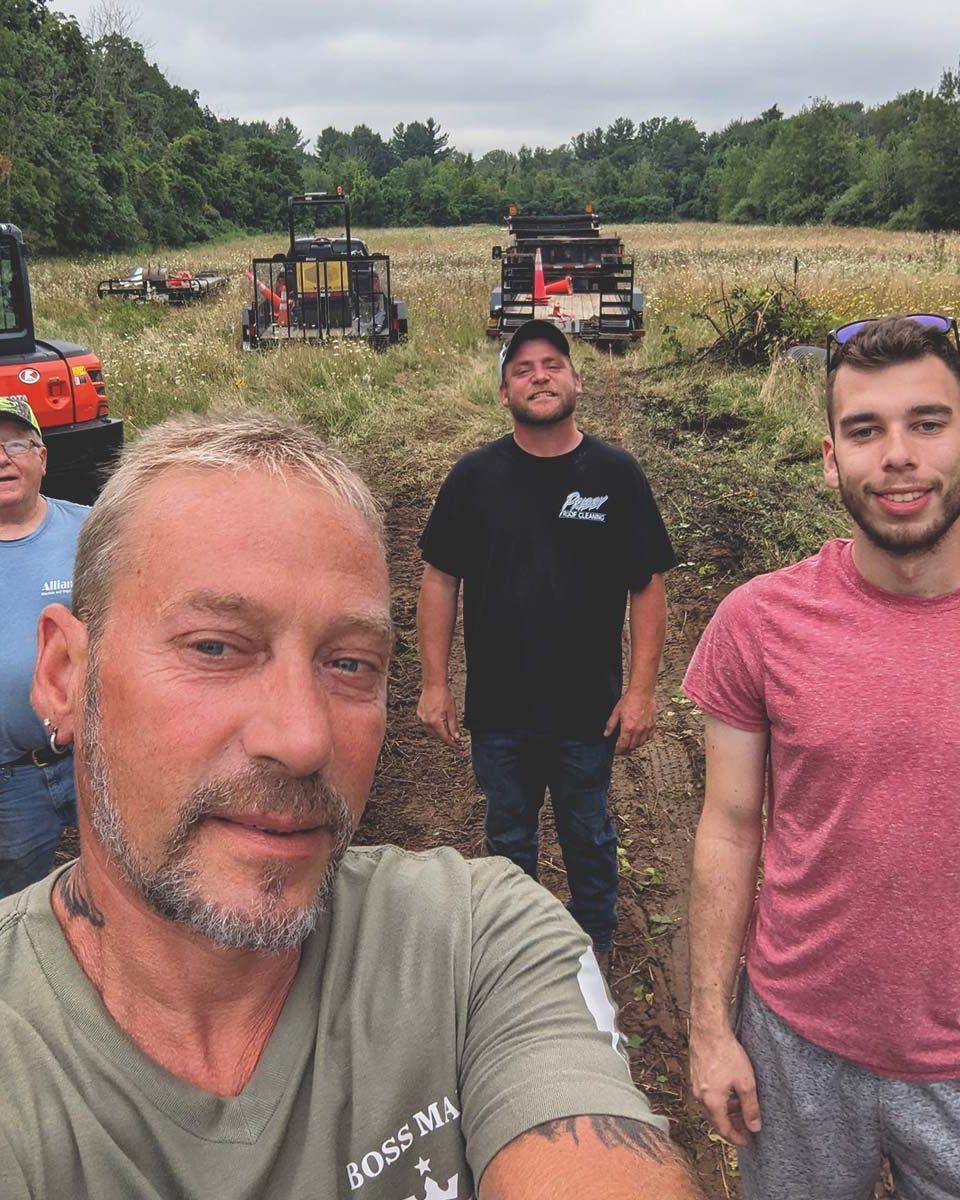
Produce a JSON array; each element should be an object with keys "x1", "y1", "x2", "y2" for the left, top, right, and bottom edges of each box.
[{"x1": 7, "y1": 410, "x2": 697, "y2": 1200}]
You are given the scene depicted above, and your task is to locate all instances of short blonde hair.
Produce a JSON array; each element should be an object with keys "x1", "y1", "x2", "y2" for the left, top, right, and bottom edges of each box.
[{"x1": 73, "y1": 409, "x2": 384, "y2": 644}]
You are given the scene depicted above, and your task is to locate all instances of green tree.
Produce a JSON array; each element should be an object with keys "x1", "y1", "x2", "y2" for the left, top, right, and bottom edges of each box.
[
  {"x1": 391, "y1": 118, "x2": 452, "y2": 163},
  {"x1": 749, "y1": 101, "x2": 858, "y2": 223},
  {"x1": 715, "y1": 145, "x2": 762, "y2": 222},
  {"x1": 898, "y1": 68, "x2": 960, "y2": 229},
  {"x1": 346, "y1": 125, "x2": 397, "y2": 177}
]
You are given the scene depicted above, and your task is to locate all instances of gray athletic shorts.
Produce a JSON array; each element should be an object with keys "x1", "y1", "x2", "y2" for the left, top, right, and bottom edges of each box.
[{"x1": 737, "y1": 976, "x2": 960, "y2": 1200}]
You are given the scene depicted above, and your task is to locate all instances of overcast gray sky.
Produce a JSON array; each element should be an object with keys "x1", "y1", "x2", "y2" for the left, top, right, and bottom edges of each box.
[{"x1": 53, "y1": 0, "x2": 960, "y2": 153}]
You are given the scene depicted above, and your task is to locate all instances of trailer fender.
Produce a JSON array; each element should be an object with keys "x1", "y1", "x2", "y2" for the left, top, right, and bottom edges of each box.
[
  {"x1": 241, "y1": 305, "x2": 258, "y2": 353},
  {"x1": 391, "y1": 299, "x2": 408, "y2": 341}
]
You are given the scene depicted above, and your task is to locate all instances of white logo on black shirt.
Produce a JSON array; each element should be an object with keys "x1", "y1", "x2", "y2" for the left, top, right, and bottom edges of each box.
[{"x1": 559, "y1": 492, "x2": 608, "y2": 522}]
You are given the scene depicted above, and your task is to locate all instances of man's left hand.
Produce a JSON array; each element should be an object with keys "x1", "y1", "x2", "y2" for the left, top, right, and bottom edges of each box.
[{"x1": 604, "y1": 690, "x2": 656, "y2": 755}]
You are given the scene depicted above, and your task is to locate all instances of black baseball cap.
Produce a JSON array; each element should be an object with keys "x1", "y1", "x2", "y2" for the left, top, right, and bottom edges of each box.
[{"x1": 499, "y1": 320, "x2": 572, "y2": 382}]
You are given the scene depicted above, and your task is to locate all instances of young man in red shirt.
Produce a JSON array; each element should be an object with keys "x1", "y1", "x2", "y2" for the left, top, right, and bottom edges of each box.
[{"x1": 685, "y1": 315, "x2": 960, "y2": 1198}]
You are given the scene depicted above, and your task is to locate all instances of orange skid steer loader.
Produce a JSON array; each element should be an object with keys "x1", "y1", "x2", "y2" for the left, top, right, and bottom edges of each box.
[{"x1": 0, "y1": 222, "x2": 122, "y2": 503}]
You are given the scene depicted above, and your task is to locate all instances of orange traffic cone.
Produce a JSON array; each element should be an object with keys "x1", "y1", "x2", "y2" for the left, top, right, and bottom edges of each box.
[
  {"x1": 275, "y1": 275, "x2": 290, "y2": 327},
  {"x1": 533, "y1": 247, "x2": 547, "y2": 304},
  {"x1": 544, "y1": 275, "x2": 573, "y2": 296},
  {"x1": 246, "y1": 270, "x2": 284, "y2": 314}
]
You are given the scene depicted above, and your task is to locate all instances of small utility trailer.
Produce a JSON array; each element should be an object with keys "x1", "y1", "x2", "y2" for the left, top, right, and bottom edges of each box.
[
  {"x1": 487, "y1": 208, "x2": 644, "y2": 349},
  {"x1": 242, "y1": 192, "x2": 407, "y2": 352}
]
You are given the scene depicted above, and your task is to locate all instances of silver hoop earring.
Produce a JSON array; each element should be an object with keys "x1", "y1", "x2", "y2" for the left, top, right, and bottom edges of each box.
[{"x1": 48, "y1": 727, "x2": 70, "y2": 756}]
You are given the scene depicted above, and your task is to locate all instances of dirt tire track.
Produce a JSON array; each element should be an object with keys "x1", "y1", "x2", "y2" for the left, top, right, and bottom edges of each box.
[
  {"x1": 356, "y1": 494, "x2": 482, "y2": 856},
  {"x1": 584, "y1": 595, "x2": 725, "y2": 1195}
]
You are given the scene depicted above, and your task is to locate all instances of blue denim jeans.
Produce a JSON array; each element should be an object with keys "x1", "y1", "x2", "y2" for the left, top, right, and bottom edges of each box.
[
  {"x1": 0, "y1": 754, "x2": 76, "y2": 899},
  {"x1": 470, "y1": 731, "x2": 618, "y2": 949}
]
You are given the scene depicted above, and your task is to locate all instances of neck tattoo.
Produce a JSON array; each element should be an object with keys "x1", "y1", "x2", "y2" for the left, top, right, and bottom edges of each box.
[{"x1": 58, "y1": 862, "x2": 105, "y2": 929}]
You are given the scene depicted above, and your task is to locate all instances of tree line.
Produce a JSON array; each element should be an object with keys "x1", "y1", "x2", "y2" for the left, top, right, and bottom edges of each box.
[
  {"x1": 1, "y1": 0, "x2": 305, "y2": 251},
  {"x1": 2, "y1": 0, "x2": 959, "y2": 253},
  {"x1": 312, "y1": 84, "x2": 960, "y2": 234}
]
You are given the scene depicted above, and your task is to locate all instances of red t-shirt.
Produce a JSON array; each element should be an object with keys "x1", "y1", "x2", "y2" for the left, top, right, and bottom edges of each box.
[{"x1": 683, "y1": 539, "x2": 960, "y2": 1080}]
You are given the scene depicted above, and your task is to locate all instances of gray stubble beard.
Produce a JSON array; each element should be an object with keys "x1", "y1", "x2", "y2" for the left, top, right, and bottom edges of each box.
[{"x1": 79, "y1": 665, "x2": 355, "y2": 953}]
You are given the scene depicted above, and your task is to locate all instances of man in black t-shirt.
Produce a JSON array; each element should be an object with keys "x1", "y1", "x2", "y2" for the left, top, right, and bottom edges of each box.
[{"x1": 417, "y1": 321, "x2": 675, "y2": 962}]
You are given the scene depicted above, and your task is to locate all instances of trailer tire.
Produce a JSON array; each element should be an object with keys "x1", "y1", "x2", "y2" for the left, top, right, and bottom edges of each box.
[{"x1": 786, "y1": 344, "x2": 828, "y2": 368}]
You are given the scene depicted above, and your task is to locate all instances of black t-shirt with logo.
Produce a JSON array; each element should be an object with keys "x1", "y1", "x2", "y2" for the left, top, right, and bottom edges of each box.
[{"x1": 420, "y1": 433, "x2": 676, "y2": 740}]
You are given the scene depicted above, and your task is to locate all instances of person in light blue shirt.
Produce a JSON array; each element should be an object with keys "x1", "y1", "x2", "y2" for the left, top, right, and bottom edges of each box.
[{"x1": 0, "y1": 397, "x2": 88, "y2": 896}]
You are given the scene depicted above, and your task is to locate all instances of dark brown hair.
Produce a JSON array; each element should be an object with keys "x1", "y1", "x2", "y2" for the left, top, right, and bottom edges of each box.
[{"x1": 826, "y1": 316, "x2": 960, "y2": 433}]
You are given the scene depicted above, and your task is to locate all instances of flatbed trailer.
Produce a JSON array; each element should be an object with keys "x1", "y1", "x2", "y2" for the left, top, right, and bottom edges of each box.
[
  {"x1": 487, "y1": 210, "x2": 644, "y2": 348},
  {"x1": 97, "y1": 267, "x2": 229, "y2": 305}
]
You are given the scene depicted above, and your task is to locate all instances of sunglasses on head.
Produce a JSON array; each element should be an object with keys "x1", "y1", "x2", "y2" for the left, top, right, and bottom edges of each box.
[{"x1": 826, "y1": 313, "x2": 960, "y2": 373}]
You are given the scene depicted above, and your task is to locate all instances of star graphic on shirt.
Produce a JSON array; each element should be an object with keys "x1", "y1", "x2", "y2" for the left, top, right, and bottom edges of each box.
[{"x1": 415, "y1": 1157, "x2": 431, "y2": 1177}]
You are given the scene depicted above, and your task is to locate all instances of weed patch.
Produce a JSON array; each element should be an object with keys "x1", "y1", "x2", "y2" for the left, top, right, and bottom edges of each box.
[{"x1": 620, "y1": 360, "x2": 847, "y2": 593}]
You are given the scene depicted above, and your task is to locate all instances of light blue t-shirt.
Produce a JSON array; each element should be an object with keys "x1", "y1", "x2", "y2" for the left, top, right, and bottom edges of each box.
[{"x1": 1, "y1": 498, "x2": 88, "y2": 762}]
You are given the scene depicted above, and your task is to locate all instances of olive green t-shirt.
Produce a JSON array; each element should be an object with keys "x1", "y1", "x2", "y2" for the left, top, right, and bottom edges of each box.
[{"x1": 0, "y1": 846, "x2": 666, "y2": 1199}]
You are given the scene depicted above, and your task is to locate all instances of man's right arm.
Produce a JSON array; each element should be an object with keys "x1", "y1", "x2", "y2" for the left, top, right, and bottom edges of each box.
[
  {"x1": 416, "y1": 564, "x2": 462, "y2": 745},
  {"x1": 688, "y1": 714, "x2": 767, "y2": 1147},
  {"x1": 480, "y1": 1116, "x2": 700, "y2": 1199}
]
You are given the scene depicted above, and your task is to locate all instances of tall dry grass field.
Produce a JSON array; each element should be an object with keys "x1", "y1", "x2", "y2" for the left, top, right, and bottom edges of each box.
[{"x1": 27, "y1": 221, "x2": 960, "y2": 499}]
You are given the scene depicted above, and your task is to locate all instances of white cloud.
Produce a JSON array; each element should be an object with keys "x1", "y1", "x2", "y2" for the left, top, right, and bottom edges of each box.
[{"x1": 55, "y1": 0, "x2": 960, "y2": 151}]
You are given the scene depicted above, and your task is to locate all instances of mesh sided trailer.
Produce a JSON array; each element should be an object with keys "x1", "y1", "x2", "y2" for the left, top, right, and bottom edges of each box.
[
  {"x1": 96, "y1": 270, "x2": 228, "y2": 305},
  {"x1": 242, "y1": 253, "x2": 404, "y2": 351}
]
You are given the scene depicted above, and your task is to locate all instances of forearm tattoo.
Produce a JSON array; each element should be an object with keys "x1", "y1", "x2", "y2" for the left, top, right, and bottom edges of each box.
[
  {"x1": 58, "y1": 863, "x2": 105, "y2": 928},
  {"x1": 529, "y1": 1115, "x2": 670, "y2": 1163}
]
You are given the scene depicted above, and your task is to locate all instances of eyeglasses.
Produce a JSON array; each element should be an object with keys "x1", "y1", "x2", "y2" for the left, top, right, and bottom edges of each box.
[
  {"x1": 826, "y1": 313, "x2": 960, "y2": 373},
  {"x1": 0, "y1": 437, "x2": 40, "y2": 459}
]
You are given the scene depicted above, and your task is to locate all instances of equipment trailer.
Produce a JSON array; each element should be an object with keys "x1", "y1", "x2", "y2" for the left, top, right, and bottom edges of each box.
[
  {"x1": 487, "y1": 209, "x2": 644, "y2": 348},
  {"x1": 242, "y1": 192, "x2": 407, "y2": 351},
  {"x1": 1, "y1": 223, "x2": 122, "y2": 503},
  {"x1": 97, "y1": 266, "x2": 229, "y2": 305}
]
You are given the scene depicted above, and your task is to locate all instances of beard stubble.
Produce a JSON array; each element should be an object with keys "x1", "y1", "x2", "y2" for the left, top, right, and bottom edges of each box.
[{"x1": 78, "y1": 665, "x2": 355, "y2": 952}]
